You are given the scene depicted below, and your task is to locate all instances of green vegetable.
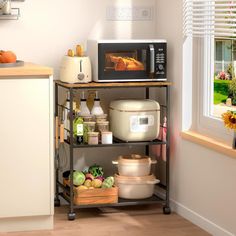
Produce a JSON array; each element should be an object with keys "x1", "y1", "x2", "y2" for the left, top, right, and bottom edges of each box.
[
  {"x1": 88, "y1": 164, "x2": 104, "y2": 177},
  {"x1": 71, "y1": 171, "x2": 85, "y2": 186},
  {"x1": 102, "y1": 176, "x2": 114, "y2": 188}
]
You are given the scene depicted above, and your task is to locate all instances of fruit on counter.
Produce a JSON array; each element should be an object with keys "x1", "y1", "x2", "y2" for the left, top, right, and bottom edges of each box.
[
  {"x1": 71, "y1": 171, "x2": 85, "y2": 186},
  {"x1": 91, "y1": 178, "x2": 102, "y2": 188},
  {"x1": 88, "y1": 164, "x2": 104, "y2": 178},
  {"x1": 76, "y1": 45, "x2": 83, "y2": 57},
  {"x1": 0, "y1": 50, "x2": 17, "y2": 63},
  {"x1": 102, "y1": 176, "x2": 114, "y2": 188},
  {"x1": 67, "y1": 49, "x2": 75, "y2": 57}
]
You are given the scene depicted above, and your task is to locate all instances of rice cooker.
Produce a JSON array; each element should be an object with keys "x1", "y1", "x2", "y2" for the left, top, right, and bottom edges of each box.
[
  {"x1": 59, "y1": 56, "x2": 92, "y2": 83},
  {"x1": 109, "y1": 99, "x2": 160, "y2": 142}
]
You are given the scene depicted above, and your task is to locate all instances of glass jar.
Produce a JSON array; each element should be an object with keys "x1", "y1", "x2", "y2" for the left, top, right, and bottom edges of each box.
[
  {"x1": 88, "y1": 132, "x2": 99, "y2": 145},
  {"x1": 83, "y1": 122, "x2": 96, "y2": 143}
]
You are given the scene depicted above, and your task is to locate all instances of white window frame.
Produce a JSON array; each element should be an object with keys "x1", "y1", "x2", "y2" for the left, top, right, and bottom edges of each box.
[{"x1": 195, "y1": 36, "x2": 234, "y2": 143}]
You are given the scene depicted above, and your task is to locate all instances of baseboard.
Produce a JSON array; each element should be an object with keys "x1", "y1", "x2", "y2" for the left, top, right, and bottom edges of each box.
[{"x1": 170, "y1": 200, "x2": 234, "y2": 236}]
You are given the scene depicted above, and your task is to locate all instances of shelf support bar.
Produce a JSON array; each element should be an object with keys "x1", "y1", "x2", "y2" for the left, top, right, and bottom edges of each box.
[{"x1": 69, "y1": 87, "x2": 75, "y2": 215}]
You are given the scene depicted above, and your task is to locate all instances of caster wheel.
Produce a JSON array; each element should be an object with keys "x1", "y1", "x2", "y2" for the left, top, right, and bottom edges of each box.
[
  {"x1": 54, "y1": 198, "x2": 61, "y2": 207},
  {"x1": 68, "y1": 212, "x2": 76, "y2": 221},
  {"x1": 163, "y1": 206, "x2": 171, "y2": 215}
]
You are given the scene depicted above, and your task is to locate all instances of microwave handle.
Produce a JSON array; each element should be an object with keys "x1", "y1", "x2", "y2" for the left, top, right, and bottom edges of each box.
[{"x1": 149, "y1": 44, "x2": 155, "y2": 75}]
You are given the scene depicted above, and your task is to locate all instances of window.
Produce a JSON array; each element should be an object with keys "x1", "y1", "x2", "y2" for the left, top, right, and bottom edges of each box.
[{"x1": 183, "y1": 0, "x2": 236, "y2": 141}]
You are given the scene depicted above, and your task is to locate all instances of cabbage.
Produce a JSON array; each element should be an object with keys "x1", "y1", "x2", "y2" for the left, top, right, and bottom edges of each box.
[{"x1": 72, "y1": 171, "x2": 85, "y2": 186}]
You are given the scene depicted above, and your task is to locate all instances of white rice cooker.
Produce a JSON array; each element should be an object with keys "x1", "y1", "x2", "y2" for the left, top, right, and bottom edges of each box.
[
  {"x1": 109, "y1": 99, "x2": 160, "y2": 142},
  {"x1": 59, "y1": 56, "x2": 92, "y2": 83}
]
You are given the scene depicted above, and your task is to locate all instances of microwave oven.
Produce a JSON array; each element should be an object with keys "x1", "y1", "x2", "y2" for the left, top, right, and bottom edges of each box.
[{"x1": 87, "y1": 39, "x2": 167, "y2": 82}]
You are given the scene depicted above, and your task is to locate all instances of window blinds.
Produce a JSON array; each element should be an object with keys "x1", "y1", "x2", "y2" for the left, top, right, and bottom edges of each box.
[{"x1": 183, "y1": 0, "x2": 236, "y2": 38}]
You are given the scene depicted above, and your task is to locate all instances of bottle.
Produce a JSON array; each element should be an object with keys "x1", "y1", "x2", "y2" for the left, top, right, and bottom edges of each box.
[
  {"x1": 91, "y1": 91, "x2": 104, "y2": 116},
  {"x1": 78, "y1": 91, "x2": 90, "y2": 116},
  {"x1": 63, "y1": 91, "x2": 77, "y2": 140},
  {"x1": 73, "y1": 116, "x2": 84, "y2": 144}
]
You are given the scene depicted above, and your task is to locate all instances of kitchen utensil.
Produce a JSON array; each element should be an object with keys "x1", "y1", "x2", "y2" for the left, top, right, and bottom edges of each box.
[
  {"x1": 114, "y1": 174, "x2": 160, "y2": 199},
  {"x1": 112, "y1": 154, "x2": 157, "y2": 176}
]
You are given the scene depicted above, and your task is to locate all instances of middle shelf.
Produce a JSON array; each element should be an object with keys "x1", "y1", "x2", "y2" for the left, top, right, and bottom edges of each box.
[{"x1": 64, "y1": 138, "x2": 167, "y2": 148}]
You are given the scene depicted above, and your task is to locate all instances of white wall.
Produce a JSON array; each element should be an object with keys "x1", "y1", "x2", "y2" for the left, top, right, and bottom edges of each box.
[
  {"x1": 0, "y1": 0, "x2": 157, "y2": 78},
  {"x1": 156, "y1": 1, "x2": 236, "y2": 235}
]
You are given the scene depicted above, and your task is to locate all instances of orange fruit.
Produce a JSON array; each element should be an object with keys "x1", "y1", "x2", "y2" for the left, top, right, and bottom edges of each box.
[{"x1": 0, "y1": 51, "x2": 17, "y2": 63}]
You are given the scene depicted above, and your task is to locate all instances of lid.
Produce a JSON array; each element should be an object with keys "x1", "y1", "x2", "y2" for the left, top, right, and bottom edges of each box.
[
  {"x1": 88, "y1": 132, "x2": 99, "y2": 137},
  {"x1": 109, "y1": 99, "x2": 160, "y2": 112},
  {"x1": 96, "y1": 121, "x2": 109, "y2": 125},
  {"x1": 95, "y1": 114, "x2": 108, "y2": 119},
  {"x1": 115, "y1": 174, "x2": 156, "y2": 183},
  {"x1": 101, "y1": 131, "x2": 112, "y2": 135},
  {"x1": 83, "y1": 121, "x2": 96, "y2": 125},
  {"x1": 118, "y1": 154, "x2": 151, "y2": 164}
]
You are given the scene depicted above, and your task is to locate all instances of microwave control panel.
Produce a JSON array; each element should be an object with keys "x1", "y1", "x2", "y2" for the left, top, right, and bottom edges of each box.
[{"x1": 155, "y1": 43, "x2": 167, "y2": 78}]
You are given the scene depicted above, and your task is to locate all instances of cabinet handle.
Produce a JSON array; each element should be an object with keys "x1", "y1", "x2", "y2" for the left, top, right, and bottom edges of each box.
[{"x1": 55, "y1": 116, "x2": 59, "y2": 149}]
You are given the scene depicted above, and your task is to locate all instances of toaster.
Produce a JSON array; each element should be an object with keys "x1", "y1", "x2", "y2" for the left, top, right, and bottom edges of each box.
[{"x1": 59, "y1": 56, "x2": 92, "y2": 83}]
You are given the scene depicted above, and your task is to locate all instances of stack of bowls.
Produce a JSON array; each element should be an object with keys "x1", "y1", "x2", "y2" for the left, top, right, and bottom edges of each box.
[{"x1": 112, "y1": 154, "x2": 160, "y2": 199}]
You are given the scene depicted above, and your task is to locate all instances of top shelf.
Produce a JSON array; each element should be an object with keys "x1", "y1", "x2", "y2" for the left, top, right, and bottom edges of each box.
[{"x1": 55, "y1": 80, "x2": 172, "y2": 89}]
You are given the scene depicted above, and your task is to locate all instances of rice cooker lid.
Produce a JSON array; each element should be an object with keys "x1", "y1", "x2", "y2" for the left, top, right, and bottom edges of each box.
[
  {"x1": 118, "y1": 154, "x2": 151, "y2": 164},
  {"x1": 115, "y1": 174, "x2": 156, "y2": 183},
  {"x1": 109, "y1": 99, "x2": 160, "y2": 112}
]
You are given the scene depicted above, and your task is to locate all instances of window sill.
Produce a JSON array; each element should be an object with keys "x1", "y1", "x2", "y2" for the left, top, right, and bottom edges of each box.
[{"x1": 181, "y1": 131, "x2": 236, "y2": 159}]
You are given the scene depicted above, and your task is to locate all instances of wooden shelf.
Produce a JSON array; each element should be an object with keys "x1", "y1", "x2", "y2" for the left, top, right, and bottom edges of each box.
[{"x1": 55, "y1": 80, "x2": 172, "y2": 89}]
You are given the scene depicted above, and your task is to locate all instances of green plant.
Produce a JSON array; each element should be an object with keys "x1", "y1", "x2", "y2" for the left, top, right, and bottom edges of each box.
[
  {"x1": 229, "y1": 78, "x2": 236, "y2": 105},
  {"x1": 227, "y1": 63, "x2": 234, "y2": 80}
]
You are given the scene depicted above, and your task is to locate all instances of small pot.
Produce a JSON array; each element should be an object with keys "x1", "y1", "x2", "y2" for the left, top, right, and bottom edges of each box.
[
  {"x1": 115, "y1": 174, "x2": 160, "y2": 199},
  {"x1": 112, "y1": 154, "x2": 157, "y2": 176}
]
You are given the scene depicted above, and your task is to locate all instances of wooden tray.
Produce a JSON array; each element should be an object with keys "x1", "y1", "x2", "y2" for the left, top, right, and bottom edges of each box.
[
  {"x1": 73, "y1": 186, "x2": 118, "y2": 205},
  {"x1": 0, "y1": 60, "x2": 24, "y2": 68},
  {"x1": 63, "y1": 178, "x2": 118, "y2": 205}
]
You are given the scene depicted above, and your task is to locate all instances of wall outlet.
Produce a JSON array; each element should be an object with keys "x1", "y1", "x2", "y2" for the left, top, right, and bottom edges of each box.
[{"x1": 106, "y1": 6, "x2": 153, "y2": 21}]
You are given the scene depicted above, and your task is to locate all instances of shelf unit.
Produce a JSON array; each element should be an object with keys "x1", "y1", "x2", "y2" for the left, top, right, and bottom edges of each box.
[{"x1": 54, "y1": 80, "x2": 171, "y2": 220}]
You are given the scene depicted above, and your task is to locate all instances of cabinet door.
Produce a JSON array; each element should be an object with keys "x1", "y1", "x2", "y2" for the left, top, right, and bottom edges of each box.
[{"x1": 0, "y1": 78, "x2": 52, "y2": 218}]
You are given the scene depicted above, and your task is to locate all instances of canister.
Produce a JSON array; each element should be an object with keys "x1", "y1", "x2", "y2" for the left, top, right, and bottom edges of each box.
[
  {"x1": 83, "y1": 122, "x2": 96, "y2": 143},
  {"x1": 101, "y1": 131, "x2": 113, "y2": 144},
  {"x1": 88, "y1": 132, "x2": 99, "y2": 145}
]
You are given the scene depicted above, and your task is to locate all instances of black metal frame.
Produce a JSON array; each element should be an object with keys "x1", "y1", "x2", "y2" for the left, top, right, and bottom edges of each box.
[{"x1": 54, "y1": 81, "x2": 171, "y2": 220}]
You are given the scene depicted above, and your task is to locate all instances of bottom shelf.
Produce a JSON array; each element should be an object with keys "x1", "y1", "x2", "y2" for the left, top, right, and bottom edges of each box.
[{"x1": 59, "y1": 192, "x2": 166, "y2": 209}]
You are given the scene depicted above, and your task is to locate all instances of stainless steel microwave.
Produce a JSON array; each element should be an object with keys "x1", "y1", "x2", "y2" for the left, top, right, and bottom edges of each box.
[{"x1": 87, "y1": 39, "x2": 167, "y2": 82}]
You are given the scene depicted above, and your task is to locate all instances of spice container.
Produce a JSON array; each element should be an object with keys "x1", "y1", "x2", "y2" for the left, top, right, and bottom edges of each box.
[
  {"x1": 101, "y1": 131, "x2": 113, "y2": 144},
  {"x1": 83, "y1": 122, "x2": 96, "y2": 143},
  {"x1": 95, "y1": 114, "x2": 108, "y2": 122},
  {"x1": 96, "y1": 121, "x2": 109, "y2": 132},
  {"x1": 81, "y1": 115, "x2": 94, "y2": 122},
  {"x1": 88, "y1": 132, "x2": 99, "y2": 145}
]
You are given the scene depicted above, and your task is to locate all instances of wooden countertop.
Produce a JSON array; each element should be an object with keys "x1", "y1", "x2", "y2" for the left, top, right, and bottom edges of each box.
[{"x1": 0, "y1": 63, "x2": 53, "y2": 77}]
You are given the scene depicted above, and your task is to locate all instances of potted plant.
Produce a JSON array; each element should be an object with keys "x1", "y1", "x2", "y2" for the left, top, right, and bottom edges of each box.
[{"x1": 222, "y1": 110, "x2": 236, "y2": 149}]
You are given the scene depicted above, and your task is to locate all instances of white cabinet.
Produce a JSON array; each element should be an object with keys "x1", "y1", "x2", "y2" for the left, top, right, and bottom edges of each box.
[{"x1": 0, "y1": 64, "x2": 53, "y2": 232}]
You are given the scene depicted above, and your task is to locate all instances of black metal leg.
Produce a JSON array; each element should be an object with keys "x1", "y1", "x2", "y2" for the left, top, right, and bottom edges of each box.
[
  {"x1": 163, "y1": 85, "x2": 171, "y2": 214},
  {"x1": 54, "y1": 83, "x2": 61, "y2": 207},
  {"x1": 68, "y1": 87, "x2": 76, "y2": 220}
]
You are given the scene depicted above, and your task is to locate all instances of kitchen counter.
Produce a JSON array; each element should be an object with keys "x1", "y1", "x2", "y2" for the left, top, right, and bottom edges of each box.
[{"x1": 0, "y1": 62, "x2": 53, "y2": 77}]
